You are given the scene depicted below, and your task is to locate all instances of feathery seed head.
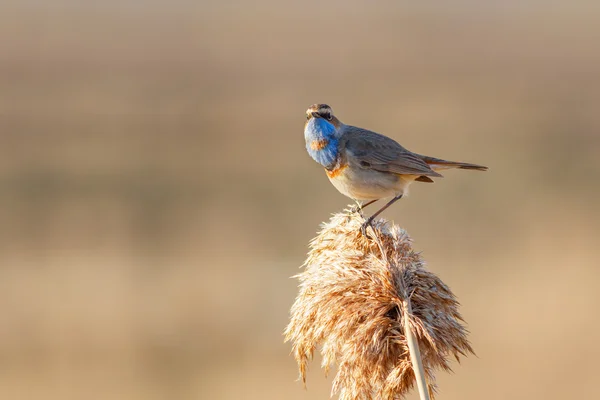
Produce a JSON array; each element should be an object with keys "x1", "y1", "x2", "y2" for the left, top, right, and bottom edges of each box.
[{"x1": 284, "y1": 209, "x2": 474, "y2": 399}]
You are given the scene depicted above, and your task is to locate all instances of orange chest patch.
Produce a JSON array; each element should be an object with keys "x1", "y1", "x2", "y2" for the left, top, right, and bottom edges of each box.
[
  {"x1": 326, "y1": 163, "x2": 348, "y2": 179},
  {"x1": 310, "y1": 139, "x2": 329, "y2": 151}
]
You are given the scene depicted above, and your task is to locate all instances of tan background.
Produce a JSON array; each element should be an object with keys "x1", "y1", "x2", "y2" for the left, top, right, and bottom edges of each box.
[{"x1": 1, "y1": 1, "x2": 599, "y2": 399}]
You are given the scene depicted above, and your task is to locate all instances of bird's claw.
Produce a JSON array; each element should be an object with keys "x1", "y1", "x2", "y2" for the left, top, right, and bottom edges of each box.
[{"x1": 360, "y1": 218, "x2": 373, "y2": 238}]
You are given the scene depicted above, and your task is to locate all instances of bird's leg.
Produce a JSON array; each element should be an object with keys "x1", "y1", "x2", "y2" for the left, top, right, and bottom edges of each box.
[
  {"x1": 360, "y1": 194, "x2": 403, "y2": 237},
  {"x1": 351, "y1": 199, "x2": 379, "y2": 214}
]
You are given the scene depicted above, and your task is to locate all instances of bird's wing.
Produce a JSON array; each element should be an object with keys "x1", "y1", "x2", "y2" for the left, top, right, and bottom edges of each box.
[{"x1": 341, "y1": 126, "x2": 442, "y2": 177}]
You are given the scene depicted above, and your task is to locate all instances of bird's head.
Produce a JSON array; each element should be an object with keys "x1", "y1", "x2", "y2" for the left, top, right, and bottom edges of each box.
[
  {"x1": 305, "y1": 104, "x2": 342, "y2": 129},
  {"x1": 303, "y1": 104, "x2": 343, "y2": 168}
]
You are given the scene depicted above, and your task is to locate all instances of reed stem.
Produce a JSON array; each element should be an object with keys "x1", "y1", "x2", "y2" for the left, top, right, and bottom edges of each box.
[
  {"x1": 370, "y1": 226, "x2": 430, "y2": 400},
  {"x1": 404, "y1": 300, "x2": 431, "y2": 400}
]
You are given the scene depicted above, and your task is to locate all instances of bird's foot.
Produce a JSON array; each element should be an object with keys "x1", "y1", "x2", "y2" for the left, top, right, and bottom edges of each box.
[
  {"x1": 350, "y1": 204, "x2": 362, "y2": 214},
  {"x1": 360, "y1": 217, "x2": 374, "y2": 238},
  {"x1": 351, "y1": 199, "x2": 378, "y2": 215}
]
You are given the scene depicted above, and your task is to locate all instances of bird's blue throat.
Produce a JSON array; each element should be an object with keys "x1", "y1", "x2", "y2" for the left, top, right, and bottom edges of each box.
[{"x1": 304, "y1": 118, "x2": 339, "y2": 170}]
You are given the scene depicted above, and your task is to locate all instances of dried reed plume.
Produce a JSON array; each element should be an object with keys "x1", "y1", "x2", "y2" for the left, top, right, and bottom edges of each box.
[{"x1": 284, "y1": 208, "x2": 474, "y2": 399}]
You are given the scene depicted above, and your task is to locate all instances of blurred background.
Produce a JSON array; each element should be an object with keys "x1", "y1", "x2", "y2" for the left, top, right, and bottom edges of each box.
[{"x1": 1, "y1": 1, "x2": 599, "y2": 399}]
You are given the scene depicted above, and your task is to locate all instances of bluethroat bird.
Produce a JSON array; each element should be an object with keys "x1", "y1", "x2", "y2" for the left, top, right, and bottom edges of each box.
[{"x1": 304, "y1": 104, "x2": 488, "y2": 236}]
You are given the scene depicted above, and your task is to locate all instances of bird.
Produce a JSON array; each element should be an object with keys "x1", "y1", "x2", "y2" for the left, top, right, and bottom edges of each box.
[{"x1": 303, "y1": 103, "x2": 488, "y2": 236}]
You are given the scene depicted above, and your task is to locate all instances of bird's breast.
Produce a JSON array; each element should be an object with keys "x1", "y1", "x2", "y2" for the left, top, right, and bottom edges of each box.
[
  {"x1": 326, "y1": 161, "x2": 406, "y2": 201},
  {"x1": 325, "y1": 162, "x2": 348, "y2": 179}
]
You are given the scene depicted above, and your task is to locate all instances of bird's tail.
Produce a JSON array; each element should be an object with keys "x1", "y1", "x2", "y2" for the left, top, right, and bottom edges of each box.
[{"x1": 420, "y1": 156, "x2": 488, "y2": 172}]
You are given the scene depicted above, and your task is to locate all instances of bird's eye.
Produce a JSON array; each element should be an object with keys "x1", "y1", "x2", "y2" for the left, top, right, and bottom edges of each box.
[{"x1": 323, "y1": 113, "x2": 332, "y2": 121}]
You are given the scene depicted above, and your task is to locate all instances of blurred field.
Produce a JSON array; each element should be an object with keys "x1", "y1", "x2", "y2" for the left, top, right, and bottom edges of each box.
[{"x1": 1, "y1": 1, "x2": 599, "y2": 399}]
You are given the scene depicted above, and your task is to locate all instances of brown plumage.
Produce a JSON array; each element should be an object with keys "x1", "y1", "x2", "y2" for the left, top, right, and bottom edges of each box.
[
  {"x1": 341, "y1": 127, "x2": 444, "y2": 177},
  {"x1": 419, "y1": 155, "x2": 488, "y2": 172},
  {"x1": 303, "y1": 104, "x2": 488, "y2": 236}
]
